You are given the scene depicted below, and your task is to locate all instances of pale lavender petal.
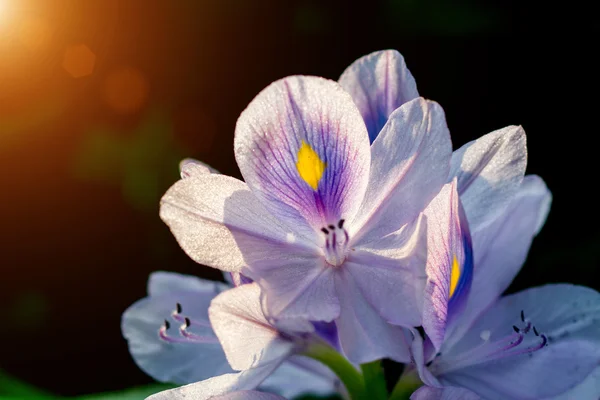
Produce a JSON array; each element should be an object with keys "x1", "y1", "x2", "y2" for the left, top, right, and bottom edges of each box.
[
  {"x1": 179, "y1": 158, "x2": 218, "y2": 179},
  {"x1": 234, "y1": 76, "x2": 371, "y2": 240},
  {"x1": 353, "y1": 98, "x2": 452, "y2": 243},
  {"x1": 334, "y1": 268, "x2": 412, "y2": 363},
  {"x1": 408, "y1": 328, "x2": 441, "y2": 387},
  {"x1": 213, "y1": 391, "x2": 287, "y2": 400},
  {"x1": 440, "y1": 284, "x2": 600, "y2": 400},
  {"x1": 160, "y1": 173, "x2": 317, "y2": 272},
  {"x1": 346, "y1": 213, "x2": 427, "y2": 328},
  {"x1": 411, "y1": 386, "x2": 480, "y2": 400},
  {"x1": 121, "y1": 276, "x2": 231, "y2": 384},
  {"x1": 208, "y1": 283, "x2": 296, "y2": 371},
  {"x1": 450, "y1": 125, "x2": 527, "y2": 234},
  {"x1": 421, "y1": 181, "x2": 473, "y2": 351},
  {"x1": 547, "y1": 366, "x2": 600, "y2": 400},
  {"x1": 338, "y1": 50, "x2": 419, "y2": 142},
  {"x1": 444, "y1": 175, "x2": 551, "y2": 349},
  {"x1": 261, "y1": 356, "x2": 338, "y2": 398},
  {"x1": 146, "y1": 361, "x2": 284, "y2": 400},
  {"x1": 148, "y1": 271, "x2": 228, "y2": 297},
  {"x1": 248, "y1": 258, "x2": 340, "y2": 322}
]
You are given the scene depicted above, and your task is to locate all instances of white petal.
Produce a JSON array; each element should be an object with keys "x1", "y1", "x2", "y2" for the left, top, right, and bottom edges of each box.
[
  {"x1": 209, "y1": 283, "x2": 295, "y2": 371},
  {"x1": 353, "y1": 98, "x2": 452, "y2": 243},
  {"x1": 160, "y1": 173, "x2": 316, "y2": 272},
  {"x1": 450, "y1": 125, "x2": 527, "y2": 234}
]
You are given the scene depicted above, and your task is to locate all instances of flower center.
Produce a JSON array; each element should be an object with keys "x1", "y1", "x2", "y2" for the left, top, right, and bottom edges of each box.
[
  {"x1": 430, "y1": 310, "x2": 548, "y2": 375},
  {"x1": 320, "y1": 219, "x2": 350, "y2": 267}
]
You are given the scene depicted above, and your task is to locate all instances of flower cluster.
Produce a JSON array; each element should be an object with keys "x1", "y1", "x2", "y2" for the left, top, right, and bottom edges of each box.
[{"x1": 122, "y1": 50, "x2": 600, "y2": 400}]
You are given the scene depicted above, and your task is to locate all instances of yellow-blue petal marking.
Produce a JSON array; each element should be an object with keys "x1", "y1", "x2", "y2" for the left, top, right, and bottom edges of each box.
[
  {"x1": 449, "y1": 255, "x2": 461, "y2": 298},
  {"x1": 296, "y1": 140, "x2": 326, "y2": 190}
]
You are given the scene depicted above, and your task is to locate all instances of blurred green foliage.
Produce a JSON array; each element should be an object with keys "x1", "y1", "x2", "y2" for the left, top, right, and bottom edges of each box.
[
  {"x1": 0, "y1": 368, "x2": 174, "y2": 400},
  {"x1": 73, "y1": 111, "x2": 183, "y2": 213}
]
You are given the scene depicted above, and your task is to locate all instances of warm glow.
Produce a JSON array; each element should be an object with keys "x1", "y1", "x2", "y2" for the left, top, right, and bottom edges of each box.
[
  {"x1": 62, "y1": 44, "x2": 96, "y2": 78},
  {"x1": 103, "y1": 67, "x2": 149, "y2": 114}
]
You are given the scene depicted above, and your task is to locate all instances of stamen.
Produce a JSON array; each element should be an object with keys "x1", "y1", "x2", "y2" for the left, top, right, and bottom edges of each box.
[
  {"x1": 328, "y1": 224, "x2": 335, "y2": 230},
  {"x1": 171, "y1": 304, "x2": 211, "y2": 328},
  {"x1": 321, "y1": 227, "x2": 329, "y2": 234},
  {"x1": 338, "y1": 219, "x2": 345, "y2": 229},
  {"x1": 430, "y1": 311, "x2": 548, "y2": 375},
  {"x1": 159, "y1": 317, "x2": 218, "y2": 345}
]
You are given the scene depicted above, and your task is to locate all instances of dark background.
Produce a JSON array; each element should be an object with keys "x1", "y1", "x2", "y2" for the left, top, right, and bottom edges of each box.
[{"x1": 0, "y1": 0, "x2": 598, "y2": 396}]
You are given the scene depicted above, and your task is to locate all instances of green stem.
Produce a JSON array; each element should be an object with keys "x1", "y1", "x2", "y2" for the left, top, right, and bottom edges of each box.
[
  {"x1": 303, "y1": 342, "x2": 366, "y2": 400},
  {"x1": 389, "y1": 369, "x2": 423, "y2": 400},
  {"x1": 360, "y1": 360, "x2": 388, "y2": 400}
]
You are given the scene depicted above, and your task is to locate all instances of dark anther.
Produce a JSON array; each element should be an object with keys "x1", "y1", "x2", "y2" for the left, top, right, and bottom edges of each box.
[
  {"x1": 328, "y1": 225, "x2": 335, "y2": 230},
  {"x1": 176, "y1": 303, "x2": 182, "y2": 314},
  {"x1": 533, "y1": 326, "x2": 539, "y2": 336},
  {"x1": 338, "y1": 219, "x2": 345, "y2": 229},
  {"x1": 513, "y1": 325, "x2": 520, "y2": 333},
  {"x1": 164, "y1": 320, "x2": 170, "y2": 330},
  {"x1": 321, "y1": 227, "x2": 329, "y2": 234},
  {"x1": 184, "y1": 317, "x2": 191, "y2": 328},
  {"x1": 521, "y1": 310, "x2": 525, "y2": 322}
]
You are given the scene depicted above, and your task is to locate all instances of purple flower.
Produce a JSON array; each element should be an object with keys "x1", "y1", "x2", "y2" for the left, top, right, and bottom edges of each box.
[
  {"x1": 121, "y1": 272, "x2": 338, "y2": 400},
  {"x1": 160, "y1": 53, "x2": 453, "y2": 362},
  {"x1": 411, "y1": 172, "x2": 600, "y2": 399}
]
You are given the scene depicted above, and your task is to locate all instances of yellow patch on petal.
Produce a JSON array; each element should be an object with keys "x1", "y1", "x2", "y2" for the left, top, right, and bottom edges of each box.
[
  {"x1": 449, "y1": 255, "x2": 461, "y2": 298},
  {"x1": 296, "y1": 140, "x2": 326, "y2": 190}
]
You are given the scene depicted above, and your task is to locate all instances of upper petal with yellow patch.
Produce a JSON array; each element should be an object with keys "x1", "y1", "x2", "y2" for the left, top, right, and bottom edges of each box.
[
  {"x1": 234, "y1": 76, "x2": 371, "y2": 241},
  {"x1": 421, "y1": 179, "x2": 474, "y2": 352}
]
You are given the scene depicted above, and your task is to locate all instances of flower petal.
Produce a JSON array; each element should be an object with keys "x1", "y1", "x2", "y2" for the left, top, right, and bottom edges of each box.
[
  {"x1": 160, "y1": 173, "x2": 317, "y2": 272},
  {"x1": 547, "y1": 366, "x2": 600, "y2": 400},
  {"x1": 121, "y1": 274, "x2": 231, "y2": 384},
  {"x1": 338, "y1": 50, "x2": 419, "y2": 143},
  {"x1": 353, "y1": 98, "x2": 452, "y2": 243},
  {"x1": 346, "y1": 213, "x2": 427, "y2": 328},
  {"x1": 421, "y1": 180, "x2": 473, "y2": 351},
  {"x1": 179, "y1": 158, "x2": 218, "y2": 179},
  {"x1": 209, "y1": 283, "x2": 296, "y2": 371},
  {"x1": 334, "y1": 268, "x2": 412, "y2": 363},
  {"x1": 148, "y1": 271, "x2": 229, "y2": 297},
  {"x1": 234, "y1": 76, "x2": 371, "y2": 240},
  {"x1": 442, "y1": 284, "x2": 600, "y2": 400},
  {"x1": 248, "y1": 257, "x2": 340, "y2": 322},
  {"x1": 261, "y1": 356, "x2": 338, "y2": 399},
  {"x1": 444, "y1": 175, "x2": 551, "y2": 349},
  {"x1": 411, "y1": 386, "x2": 481, "y2": 400},
  {"x1": 212, "y1": 391, "x2": 287, "y2": 400},
  {"x1": 146, "y1": 361, "x2": 283, "y2": 400},
  {"x1": 450, "y1": 125, "x2": 527, "y2": 234}
]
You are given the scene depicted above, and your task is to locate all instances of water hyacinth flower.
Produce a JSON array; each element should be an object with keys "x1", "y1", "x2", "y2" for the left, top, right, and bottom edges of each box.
[
  {"x1": 160, "y1": 58, "x2": 455, "y2": 360},
  {"x1": 121, "y1": 272, "x2": 338, "y2": 400},
  {"x1": 408, "y1": 176, "x2": 600, "y2": 399}
]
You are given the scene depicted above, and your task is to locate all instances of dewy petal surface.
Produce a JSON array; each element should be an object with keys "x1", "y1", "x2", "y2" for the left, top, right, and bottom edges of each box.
[
  {"x1": 338, "y1": 49, "x2": 419, "y2": 143},
  {"x1": 209, "y1": 283, "x2": 296, "y2": 371},
  {"x1": 444, "y1": 175, "x2": 551, "y2": 349},
  {"x1": 146, "y1": 361, "x2": 284, "y2": 400},
  {"x1": 345, "y1": 213, "x2": 427, "y2": 328},
  {"x1": 547, "y1": 365, "x2": 600, "y2": 400},
  {"x1": 179, "y1": 158, "x2": 218, "y2": 178},
  {"x1": 441, "y1": 284, "x2": 600, "y2": 400},
  {"x1": 234, "y1": 76, "x2": 371, "y2": 240},
  {"x1": 353, "y1": 98, "x2": 452, "y2": 243},
  {"x1": 450, "y1": 125, "x2": 527, "y2": 234},
  {"x1": 160, "y1": 173, "x2": 317, "y2": 272},
  {"x1": 421, "y1": 180, "x2": 473, "y2": 351},
  {"x1": 411, "y1": 386, "x2": 481, "y2": 400},
  {"x1": 334, "y1": 267, "x2": 412, "y2": 363},
  {"x1": 121, "y1": 273, "x2": 231, "y2": 384}
]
